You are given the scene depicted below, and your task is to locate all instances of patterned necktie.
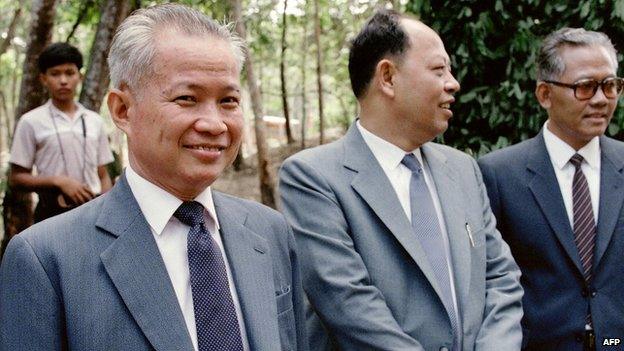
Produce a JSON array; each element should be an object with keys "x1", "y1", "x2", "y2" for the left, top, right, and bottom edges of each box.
[
  {"x1": 570, "y1": 154, "x2": 596, "y2": 283},
  {"x1": 174, "y1": 201, "x2": 244, "y2": 351},
  {"x1": 402, "y1": 154, "x2": 459, "y2": 349}
]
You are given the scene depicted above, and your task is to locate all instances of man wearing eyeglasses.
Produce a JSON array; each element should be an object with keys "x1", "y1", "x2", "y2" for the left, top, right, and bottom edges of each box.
[{"x1": 479, "y1": 28, "x2": 624, "y2": 351}]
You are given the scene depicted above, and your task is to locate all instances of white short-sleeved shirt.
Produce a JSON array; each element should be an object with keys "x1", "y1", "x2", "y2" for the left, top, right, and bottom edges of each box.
[{"x1": 10, "y1": 100, "x2": 114, "y2": 194}]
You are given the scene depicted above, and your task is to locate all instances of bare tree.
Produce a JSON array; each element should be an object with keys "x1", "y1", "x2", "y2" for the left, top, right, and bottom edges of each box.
[
  {"x1": 79, "y1": 0, "x2": 133, "y2": 112},
  {"x1": 300, "y1": 2, "x2": 309, "y2": 149},
  {"x1": 280, "y1": 0, "x2": 294, "y2": 144},
  {"x1": 230, "y1": 0, "x2": 277, "y2": 208},
  {"x1": 2, "y1": 0, "x2": 57, "y2": 256},
  {"x1": 313, "y1": 0, "x2": 325, "y2": 144},
  {"x1": 0, "y1": 6, "x2": 22, "y2": 58}
]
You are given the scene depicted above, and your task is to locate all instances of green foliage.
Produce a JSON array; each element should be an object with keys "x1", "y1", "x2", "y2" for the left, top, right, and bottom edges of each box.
[{"x1": 407, "y1": 0, "x2": 624, "y2": 155}]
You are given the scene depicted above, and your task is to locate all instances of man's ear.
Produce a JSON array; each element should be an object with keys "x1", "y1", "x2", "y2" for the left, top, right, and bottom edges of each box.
[
  {"x1": 108, "y1": 85, "x2": 133, "y2": 135},
  {"x1": 39, "y1": 73, "x2": 49, "y2": 88},
  {"x1": 535, "y1": 82, "x2": 552, "y2": 109},
  {"x1": 375, "y1": 58, "x2": 397, "y2": 98}
]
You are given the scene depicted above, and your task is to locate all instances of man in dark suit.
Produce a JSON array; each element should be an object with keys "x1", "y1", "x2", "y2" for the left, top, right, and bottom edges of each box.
[
  {"x1": 0, "y1": 4, "x2": 307, "y2": 351},
  {"x1": 279, "y1": 9, "x2": 523, "y2": 351},
  {"x1": 479, "y1": 28, "x2": 624, "y2": 351}
]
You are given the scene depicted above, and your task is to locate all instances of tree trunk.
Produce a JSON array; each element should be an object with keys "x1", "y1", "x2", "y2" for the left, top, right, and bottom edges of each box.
[
  {"x1": 2, "y1": 0, "x2": 57, "y2": 256},
  {"x1": 313, "y1": 0, "x2": 325, "y2": 144},
  {"x1": 280, "y1": 0, "x2": 294, "y2": 144},
  {"x1": 64, "y1": 0, "x2": 95, "y2": 43},
  {"x1": 300, "y1": 4, "x2": 308, "y2": 150},
  {"x1": 0, "y1": 6, "x2": 22, "y2": 58},
  {"x1": 79, "y1": 0, "x2": 133, "y2": 112},
  {"x1": 230, "y1": 0, "x2": 277, "y2": 208}
]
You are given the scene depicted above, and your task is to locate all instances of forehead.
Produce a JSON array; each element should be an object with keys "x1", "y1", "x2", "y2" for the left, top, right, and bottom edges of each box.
[
  {"x1": 559, "y1": 44, "x2": 617, "y2": 80},
  {"x1": 151, "y1": 31, "x2": 240, "y2": 81},
  {"x1": 400, "y1": 19, "x2": 449, "y2": 62},
  {"x1": 45, "y1": 62, "x2": 79, "y2": 72}
]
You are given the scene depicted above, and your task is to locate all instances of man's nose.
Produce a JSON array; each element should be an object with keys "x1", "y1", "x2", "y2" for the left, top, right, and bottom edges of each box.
[
  {"x1": 195, "y1": 106, "x2": 228, "y2": 135},
  {"x1": 446, "y1": 73, "x2": 460, "y2": 94},
  {"x1": 589, "y1": 84, "x2": 609, "y2": 106}
]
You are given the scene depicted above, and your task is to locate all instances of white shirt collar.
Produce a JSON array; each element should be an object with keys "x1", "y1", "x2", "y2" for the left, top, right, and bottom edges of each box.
[
  {"x1": 543, "y1": 120, "x2": 601, "y2": 171},
  {"x1": 46, "y1": 99, "x2": 86, "y2": 122},
  {"x1": 356, "y1": 120, "x2": 425, "y2": 172},
  {"x1": 124, "y1": 165, "x2": 220, "y2": 235}
]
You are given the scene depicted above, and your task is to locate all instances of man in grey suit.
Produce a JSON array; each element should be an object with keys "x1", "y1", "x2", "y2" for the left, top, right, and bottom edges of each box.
[
  {"x1": 279, "y1": 9, "x2": 523, "y2": 351},
  {"x1": 0, "y1": 4, "x2": 307, "y2": 351},
  {"x1": 479, "y1": 28, "x2": 624, "y2": 351}
]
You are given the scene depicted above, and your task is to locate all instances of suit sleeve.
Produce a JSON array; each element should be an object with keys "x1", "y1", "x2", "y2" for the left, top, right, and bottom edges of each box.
[
  {"x1": 470, "y1": 158, "x2": 524, "y2": 351},
  {"x1": 477, "y1": 157, "x2": 501, "y2": 220},
  {"x1": 0, "y1": 235, "x2": 67, "y2": 350},
  {"x1": 279, "y1": 157, "x2": 424, "y2": 351}
]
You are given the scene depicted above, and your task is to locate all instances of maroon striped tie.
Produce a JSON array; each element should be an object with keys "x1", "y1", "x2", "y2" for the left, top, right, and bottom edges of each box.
[{"x1": 570, "y1": 153, "x2": 595, "y2": 283}]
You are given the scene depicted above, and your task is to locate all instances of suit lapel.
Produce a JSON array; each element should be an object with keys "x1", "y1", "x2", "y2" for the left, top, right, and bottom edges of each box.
[
  {"x1": 97, "y1": 176, "x2": 194, "y2": 351},
  {"x1": 343, "y1": 125, "x2": 445, "y2": 302},
  {"x1": 213, "y1": 193, "x2": 280, "y2": 351},
  {"x1": 595, "y1": 136, "x2": 624, "y2": 268},
  {"x1": 526, "y1": 134, "x2": 584, "y2": 274},
  {"x1": 421, "y1": 144, "x2": 471, "y2": 312}
]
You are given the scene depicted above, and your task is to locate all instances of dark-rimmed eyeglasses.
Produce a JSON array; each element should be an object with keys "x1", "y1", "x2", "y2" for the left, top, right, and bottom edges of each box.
[{"x1": 543, "y1": 77, "x2": 624, "y2": 100}]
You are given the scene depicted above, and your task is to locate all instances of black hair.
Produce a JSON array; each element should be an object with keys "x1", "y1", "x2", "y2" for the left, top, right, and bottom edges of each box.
[
  {"x1": 37, "y1": 42, "x2": 83, "y2": 73},
  {"x1": 348, "y1": 9, "x2": 410, "y2": 99}
]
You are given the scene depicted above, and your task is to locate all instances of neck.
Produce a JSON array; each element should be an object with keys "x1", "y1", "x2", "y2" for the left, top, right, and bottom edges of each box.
[
  {"x1": 359, "y1": 103, "x2": 424, "y2": 152},
  {"x1": 51, "y1": 98, "x2": 78, "y2": 118}
]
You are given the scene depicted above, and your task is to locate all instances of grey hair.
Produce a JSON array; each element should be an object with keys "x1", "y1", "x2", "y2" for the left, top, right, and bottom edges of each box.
[
  {"x1": 536, "y1": 27, "x2": 618, "y2": 81},
  {"x1": 108, "y1": 3, "x2": 246, "y2": 89}
]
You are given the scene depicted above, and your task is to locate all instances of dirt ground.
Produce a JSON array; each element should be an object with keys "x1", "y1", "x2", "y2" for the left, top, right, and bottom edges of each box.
[{"x1": 212, "y1": 141, "x2": 311, "y2": 203}]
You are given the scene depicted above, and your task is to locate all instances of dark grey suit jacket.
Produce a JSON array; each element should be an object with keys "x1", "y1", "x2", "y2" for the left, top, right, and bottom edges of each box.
[
  {"x1": 0, "y1": 175, "x2": 307, "y2": 351},
  {"x1": 479, "y1": 132, "x2": 624, "y2": 351},
  {"x1": 279, "y1": 124, "x2": 523, "y2": 351}
]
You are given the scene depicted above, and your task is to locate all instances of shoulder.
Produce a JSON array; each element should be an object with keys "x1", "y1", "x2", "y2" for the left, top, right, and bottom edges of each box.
[
  {"x1": 478, "y1": 137, "x2": 538, "y2": 169},
  {"x1": 601, "y1": 135, "x2": 624, "y2": 150},
  {"x1": 6, "y1": 196, "x2": 107, "y2": 264},
  {"x1": 283, "y1": 138, "x2": 345, "y2": 167},
  {"x1": 214, "y1": 191, "x2": 288, "y2": 229},
  {"x1": 16, "y1": 104, "x2": 49, "y2": 126},
  {"x1": 427, "y1": 142, "x2": 474, "y2": 163}
]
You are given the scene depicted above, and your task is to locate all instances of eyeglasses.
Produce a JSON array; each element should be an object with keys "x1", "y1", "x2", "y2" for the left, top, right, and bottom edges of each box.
[{"x1": 543, "y1": 77, "x2": 624, "y2": 100}]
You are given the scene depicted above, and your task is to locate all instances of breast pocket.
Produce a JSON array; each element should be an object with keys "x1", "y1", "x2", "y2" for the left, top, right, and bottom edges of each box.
[{"x1": 276, "y1": 286, "x2": 295, "y2": 351}]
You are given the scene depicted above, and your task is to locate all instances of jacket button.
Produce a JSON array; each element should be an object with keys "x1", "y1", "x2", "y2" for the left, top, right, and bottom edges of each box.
[{"x1": 591, "y1": 290, "x2": 597, "y2": 297}]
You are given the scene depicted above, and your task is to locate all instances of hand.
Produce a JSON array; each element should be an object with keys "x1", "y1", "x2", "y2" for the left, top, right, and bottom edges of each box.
[{"x1": 55, "y1": 176, "x2": 94, "y2": 206}]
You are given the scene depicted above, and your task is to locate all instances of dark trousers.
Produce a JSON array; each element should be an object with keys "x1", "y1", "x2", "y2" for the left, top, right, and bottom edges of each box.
[{"x1": 34, "y1": 192, "x2": 71, "y2": 223}]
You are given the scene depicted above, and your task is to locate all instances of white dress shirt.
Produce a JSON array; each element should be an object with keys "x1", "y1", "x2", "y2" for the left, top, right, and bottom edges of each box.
[
  {"x1": 357, "y1": 121, "x2": 461, "y2": 343},
  {"x1": 125, "y1": 165, "x2": 250, "y2": 351},
  {"x1": 543, "y1": 121, "x2": 601, "y2": 229}
]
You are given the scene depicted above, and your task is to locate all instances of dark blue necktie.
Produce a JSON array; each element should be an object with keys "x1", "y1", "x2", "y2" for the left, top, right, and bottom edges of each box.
[
  {"x1": 174, "y1": 201, "x2": 244, "y2": 351},
  {"x1": 402, "y1": 154, "x2": 459, "y2": 350}
]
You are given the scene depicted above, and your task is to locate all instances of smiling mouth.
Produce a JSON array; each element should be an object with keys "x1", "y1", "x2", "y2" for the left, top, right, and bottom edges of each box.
[
  {"x1": 185, "y1": 145, "x2": 225, "y2": 151},
  {"x1": 440, "y1": 103, "x2": 451, "y2": 109}
]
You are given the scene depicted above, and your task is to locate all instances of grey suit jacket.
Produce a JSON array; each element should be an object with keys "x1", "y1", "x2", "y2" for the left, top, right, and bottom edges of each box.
[
  {"x1": 279, "y1": 124, "x2": 523, "y2": 351},
  {"x1": 0, "y1": 175, "x2": 307, "y2": 351}
]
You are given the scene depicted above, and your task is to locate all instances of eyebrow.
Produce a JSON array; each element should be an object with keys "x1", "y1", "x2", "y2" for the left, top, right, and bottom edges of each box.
[{"x1": 163, "y1": 83, "x2": 241, "y2": 95}]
